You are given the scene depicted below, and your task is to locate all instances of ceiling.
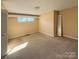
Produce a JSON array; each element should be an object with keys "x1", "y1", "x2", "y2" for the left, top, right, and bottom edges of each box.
[{"x1": 3, "y1": 0, "x2": 77, "y2": 15}]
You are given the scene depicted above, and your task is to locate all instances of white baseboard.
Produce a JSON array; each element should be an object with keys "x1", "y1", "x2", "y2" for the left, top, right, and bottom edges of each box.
[{"x1": 63, "y1": 35, "x2": 78, "y2": 40}]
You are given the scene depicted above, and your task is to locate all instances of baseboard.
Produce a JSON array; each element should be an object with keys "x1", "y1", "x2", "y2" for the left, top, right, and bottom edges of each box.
[
  {"x1": 39, "y1": 32, "x2": 54, "y2": 37},
  {"x1": 63, "y1": 35, "x2": 78, "y2": 40},
  {"x1": 8, "y1": 32, "x2": 37, "y2": 40}
]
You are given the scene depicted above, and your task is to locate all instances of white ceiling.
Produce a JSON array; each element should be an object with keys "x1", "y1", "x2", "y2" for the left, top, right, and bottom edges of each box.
[{"x1": 3, "y1": 0, "x2": 77, "y2": 15}]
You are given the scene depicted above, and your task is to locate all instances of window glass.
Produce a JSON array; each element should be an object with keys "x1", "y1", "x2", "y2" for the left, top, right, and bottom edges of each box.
[{"x1": 17, "y1": 17, "x2": 34, "y2": 22}]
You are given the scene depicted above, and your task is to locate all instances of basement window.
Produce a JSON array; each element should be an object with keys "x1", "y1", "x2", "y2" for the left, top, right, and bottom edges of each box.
[{"x1": 17, "y1": 17, "x2": 34, "y2": 22}]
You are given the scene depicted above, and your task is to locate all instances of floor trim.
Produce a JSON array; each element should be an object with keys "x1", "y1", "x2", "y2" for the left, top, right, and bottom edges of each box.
[
  {"x1": 8, "y1": 32, "x2": 39, "y2": 40},
  {"x1": 39, "y1": 32, "x2": 54, "y2": 37},
  {"x1": 63, "y1": 35, "x2": 78, "y2": 40}
]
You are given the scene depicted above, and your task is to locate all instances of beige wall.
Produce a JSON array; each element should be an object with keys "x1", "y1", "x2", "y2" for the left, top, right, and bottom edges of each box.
[
  {"x1": 60, "y1": 7, "x2": 78, "y2": 39},
  {"x1": 39, "y1": 11, "x2": 55, "y2": 37},
  {"x1": 7, "y1": 17, "x2": 39, "y2": 39},
  {"x1": 7, "y1": 7, "x2": 77, "y2": 39}
]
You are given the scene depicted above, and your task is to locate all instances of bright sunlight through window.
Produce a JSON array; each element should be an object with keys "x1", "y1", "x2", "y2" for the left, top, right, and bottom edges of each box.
[
  {"x1": 8, "y1": 42, "x2": 28, "y2": 55},
  {"x1": 17, "y1": 17, "x2": 34, "y2": 22}
]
